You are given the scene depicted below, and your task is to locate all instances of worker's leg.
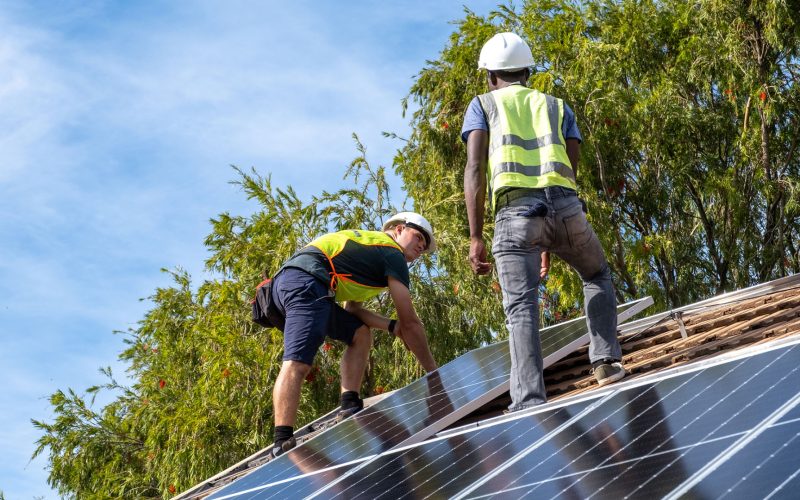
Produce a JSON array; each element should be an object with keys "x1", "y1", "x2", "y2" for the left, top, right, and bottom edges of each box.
[
  {"x1": 340, "y1": 325, "x2": 372, "y2": 393},
  {"x1": 270, "y1": 268, "x2": 334, "y2": 445},
  {"x1": 273, "y1": 360, "x2": 312, "y2": 427},
  {"x1": 328, "y1": 305, "x2": 369, "y2": 414},
  {"x1": 492, "y1": 197, "x2": 550, "y2": 410},
  {"x1": 551, "y1": 193, "x2": 621, "y2": 363}
]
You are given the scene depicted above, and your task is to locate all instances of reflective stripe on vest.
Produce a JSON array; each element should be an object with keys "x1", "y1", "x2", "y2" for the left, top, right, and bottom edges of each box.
[
  {"x1": 308, "y1": 229, "x2": 403, "y2": 302},
  {"x1": 477, "y1": 86, "x2": 577, "y2": 208}
]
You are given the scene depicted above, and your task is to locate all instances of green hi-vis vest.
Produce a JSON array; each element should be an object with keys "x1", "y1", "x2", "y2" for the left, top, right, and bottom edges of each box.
[
  {"x1": 477, "y1": 85, "x2": 577, "y2": 209},
  {"x1": 308, "y1": 229, "x2": 403, "y2": 302}
]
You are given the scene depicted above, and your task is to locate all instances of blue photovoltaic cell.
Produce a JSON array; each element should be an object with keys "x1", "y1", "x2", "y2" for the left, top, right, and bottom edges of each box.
[
  {"x1": 686, "y1": 419, "x2": 800, "y2": 500},
  {"x1": 207, "y1": 298, "x2": 651, "y2": 499},
  {"x1": 463, "y1": 342, "x2": 800, "y2": 499},
  {"x1": 320, "y1": 401, "x2": 595, "y2": 499},
  {"x1": 288, "y1": 341, "x2": 800, "y2": 499},
  {"x1": 215, "y1": 462, "x2": 358, "y2": 500},
  {"x1": 207, "y1": 343, "x2": 510, "y2": 498}
]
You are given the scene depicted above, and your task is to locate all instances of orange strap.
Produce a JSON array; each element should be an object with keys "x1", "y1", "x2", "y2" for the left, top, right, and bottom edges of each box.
[
  {"x1": 321, "y1": 252, "x2": 351, "y2": 291},
  {"x1": 251, "y1": 277, "x2": 272, "y2": 304}
]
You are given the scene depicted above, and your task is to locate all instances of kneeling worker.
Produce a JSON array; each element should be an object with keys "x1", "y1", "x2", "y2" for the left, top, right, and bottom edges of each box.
[{"x1": 267, "y1": 212, "x2": 438, "y2": 458}]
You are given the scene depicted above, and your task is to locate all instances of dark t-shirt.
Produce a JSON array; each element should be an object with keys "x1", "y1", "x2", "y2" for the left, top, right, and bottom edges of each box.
[{"x1": 281, "y1": 239, "x2": 410, "y2": 295}]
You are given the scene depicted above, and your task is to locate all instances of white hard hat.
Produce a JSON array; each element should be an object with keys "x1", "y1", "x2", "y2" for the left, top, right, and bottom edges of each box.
[
  {"x1": 478, "y1": 32, "x2": 534, "y2": 71},
  {"x1": 383, "y1": 211, "x2": 437, "y2": 254}
]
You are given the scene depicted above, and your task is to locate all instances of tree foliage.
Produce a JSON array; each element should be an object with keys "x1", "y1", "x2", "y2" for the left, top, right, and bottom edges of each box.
[
  {"x1": 401, "y1": 0, "x2": 800, "y2": 313},
  {"x1": 33, "y1": 1, "x2": 800, "y2": 497}
]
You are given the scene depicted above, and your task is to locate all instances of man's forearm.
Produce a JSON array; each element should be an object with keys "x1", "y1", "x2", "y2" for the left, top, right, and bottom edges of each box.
[
  {"x1": 344, "y1": 302, "x2": 392, "y2": 331},
  {"x1": 401, "y1": 321, "x2": 437, "y2": 372},
  {"x1": 566, "y1": 138, "x2": 580, "y2": 178},
  {"x1": 465, "y1": 130, "x2": 489, "y2": 238},
  {"x1": 464, "y1": 162, "x2": 486, "y2": 239}
]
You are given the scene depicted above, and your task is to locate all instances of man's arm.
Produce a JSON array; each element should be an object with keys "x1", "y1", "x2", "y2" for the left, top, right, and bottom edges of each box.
[
  {"x1": 387, "y1": 277, "x2": 437, "y2": 372},
  {"x1": 566, "y1": 138, "x2": 580, "y2": 178},
  {"x1": 464, "y1": 130, "x2": 492, "y2": 275},
  {"x1": 343, "y1": 301, "x2": 394, "y2": 332}
]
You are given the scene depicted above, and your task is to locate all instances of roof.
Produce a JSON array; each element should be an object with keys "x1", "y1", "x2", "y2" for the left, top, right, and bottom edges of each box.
[
  {"x1": 449, "y1": 277, "x2": 800, "y2": 427},
  {"x1": 181, "y1": 274, "x2": 800, "y2": 498}
]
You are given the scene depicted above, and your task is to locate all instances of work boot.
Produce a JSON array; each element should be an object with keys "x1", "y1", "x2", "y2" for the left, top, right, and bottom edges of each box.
[
  {"x1": 336, "y1": 391, "x2": 363, "y2": 422},
  {"x1": 335, "y1": 405, "x2": 362, "y2": 422},
  {"x1": 267, "y1": 436, "x2": 296, "y2": 460},
  {"x1": 593, "y1": 361, "x2": 626, "y2": 386}
]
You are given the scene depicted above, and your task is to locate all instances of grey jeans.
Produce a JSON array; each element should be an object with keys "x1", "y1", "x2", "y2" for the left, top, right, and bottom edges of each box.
[{"x1": 492, "y1": 187, "x2": 621, "y2": 411}]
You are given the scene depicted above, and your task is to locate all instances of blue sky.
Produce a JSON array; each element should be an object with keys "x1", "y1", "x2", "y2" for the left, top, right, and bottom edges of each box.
[{"x1": 0, "y1": 1, "x2": 500, "y2": 497}]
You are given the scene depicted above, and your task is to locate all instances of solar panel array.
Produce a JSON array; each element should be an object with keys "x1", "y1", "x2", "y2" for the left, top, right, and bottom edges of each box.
[
  {"x1": 206, "y1": 298, "x2": 653, "y2": 499},
  {"x1": 320, "y1": 338, "x2": 800, "y2": 499}
]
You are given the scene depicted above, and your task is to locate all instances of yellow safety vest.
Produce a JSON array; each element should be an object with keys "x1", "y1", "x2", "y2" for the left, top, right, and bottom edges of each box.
[
  {"x1": 477, "y1": 85, "x2": 577, "y2": 209},
  {"x1": 308, "y1": 230, "x2": 403, "y2": 302}
]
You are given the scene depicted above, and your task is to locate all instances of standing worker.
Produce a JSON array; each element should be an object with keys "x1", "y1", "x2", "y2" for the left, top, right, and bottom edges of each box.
[
  {"x1": 264, "y1": 212, "x2": 438, "y2": 458},
  {"x1": 461, "y1": 32, "x2": 625, "y2": 412}
]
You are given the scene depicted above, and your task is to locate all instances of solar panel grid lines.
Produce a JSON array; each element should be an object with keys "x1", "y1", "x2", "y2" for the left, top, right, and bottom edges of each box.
[
  {"x1": 664, "y1": 378, "x2": 800, "y2": 500},
  {"x1": 461, "y1": 342, "x2": 800, "y2": 499},
  {"x1": 442, "y1": 393, "x2": 617, "y2": 500},
  {"x1": 310, "y1": 400, "x2": 599, "y2": 500},
  {"x1": 694, "y1": 420, "x2": 800, "y2": 500},
  {"x1": 543, "y1": 367, "x2": 724, "y2": 499},
  {"x1": 208, "y1": 298, "x2": 653, "y2": 499},
  {"x1": 433, "y1": 385, "x2": 621, "y2": 440},
  {"x1": 207, "y1": 342, "x2": 513, "y2": 498},
  {"x1": 302, "y1": 300, "x2": 652, "y2": 499},
  {"x1": 457, "y1": 360, "x2": 715, "y2": 499},
  {"x1": 209, "y1": 461, "x2": 359, "y2": 500},
  {"x1": 555, "y1": 354, "x2": 797, "y2": 500}
]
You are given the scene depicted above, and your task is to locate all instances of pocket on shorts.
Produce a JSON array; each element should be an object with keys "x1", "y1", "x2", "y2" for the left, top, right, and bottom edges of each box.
[{"x1": 563, "y1": 211, "x2": 591, "y2": 249}]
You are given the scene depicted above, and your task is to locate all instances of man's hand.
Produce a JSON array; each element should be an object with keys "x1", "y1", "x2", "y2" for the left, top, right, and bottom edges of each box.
[{"x1": 469, "y1": 237, "x2": 493, "y2": 275}]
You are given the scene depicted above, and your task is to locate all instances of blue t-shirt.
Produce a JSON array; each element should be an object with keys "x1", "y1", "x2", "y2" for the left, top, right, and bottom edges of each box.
[{"x1": 460, "y1": 87, "x2": 582, "y2": 143}]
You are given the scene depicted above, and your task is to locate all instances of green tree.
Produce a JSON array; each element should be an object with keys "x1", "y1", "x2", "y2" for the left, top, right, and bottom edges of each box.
[
  {"x1": 33, "y1": 136, "x2": 496, "y2": 496},
  {"x1": 398, "y1": 0, "x2": 800, "y2": 311}
]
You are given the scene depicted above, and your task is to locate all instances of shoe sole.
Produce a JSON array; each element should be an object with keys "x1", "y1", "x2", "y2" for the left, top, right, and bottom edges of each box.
[{"x1": 597, "y1": 369, "x2": 626, "y2": 387}]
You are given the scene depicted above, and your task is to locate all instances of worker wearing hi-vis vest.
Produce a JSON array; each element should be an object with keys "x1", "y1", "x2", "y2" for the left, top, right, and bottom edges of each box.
[
  {"x1": 461, "y1": 32, "x2": 625, "y2": 412},
  {"x1": 266, "y1": 212, "x2": 438, "y2": 459}
]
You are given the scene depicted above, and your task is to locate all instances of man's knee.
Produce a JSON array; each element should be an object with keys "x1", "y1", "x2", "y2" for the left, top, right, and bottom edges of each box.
[
  {"x1": 280, "y1": 360, "x2": 312, "y2": 377},
  {"x1": 350, "y1": 325, "x2": 373, "y2": 349}
]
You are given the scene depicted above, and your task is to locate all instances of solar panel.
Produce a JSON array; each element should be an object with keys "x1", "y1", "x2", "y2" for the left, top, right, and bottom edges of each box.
[
  {"x1": 681, "y1": 418, "x2": 800, "y2": 499},
  {"x1": 206, "y1": 297, "x2": 653, "y2": 499},
  {"x1": 283, "y1": 339, "x2": 800, "y2": 499},
  {"x1": 458, "y1": 340, "x2": 800, "y2": 498}
]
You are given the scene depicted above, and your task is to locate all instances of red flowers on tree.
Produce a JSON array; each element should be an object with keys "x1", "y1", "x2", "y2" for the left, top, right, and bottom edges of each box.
[{"x1": 305, "y1": 366, "x2": 320, "y2": 383}]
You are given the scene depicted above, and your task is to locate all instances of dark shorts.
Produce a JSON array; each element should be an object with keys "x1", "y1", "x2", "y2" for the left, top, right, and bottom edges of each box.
[{"x1": 271, "y1": 267, "x2": 364, "y2": 365}]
